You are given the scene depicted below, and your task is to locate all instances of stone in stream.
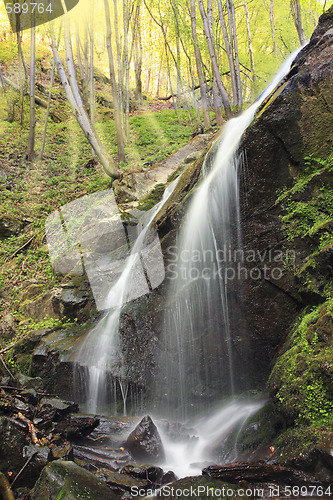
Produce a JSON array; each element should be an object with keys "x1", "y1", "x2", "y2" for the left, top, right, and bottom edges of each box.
[
  {"x1": 202, "y1": 462, "x2": 294, "y2": 483},
  {"x1": 125, "y1": 415, "x2": 165, "y2": 462},
  {"x1": 121, "y1": 463, "x2": 164, "y2": 483},
  {"x1": 36, "y1": 397, "x2": 79, "y2": 423},
  {"x1": 95, "y1": 468, "x2": 150, "y2": 494},
  {"x1": 31, "y1": 460, "x2": 117, "y2": 500},
  {"x1": 54, "y1": 414, "x2": 100, "y2": 439}
]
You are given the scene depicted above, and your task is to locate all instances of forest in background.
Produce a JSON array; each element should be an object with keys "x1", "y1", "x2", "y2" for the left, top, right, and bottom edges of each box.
[{"x1": 0, "y1": 0, "x2": 327, "y2": 176}]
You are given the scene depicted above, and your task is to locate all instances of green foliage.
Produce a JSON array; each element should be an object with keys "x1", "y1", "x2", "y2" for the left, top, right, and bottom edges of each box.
[
  {"x1": 277, "y1": 155, "x2": 333, "y2": 244},
  {"x1": 269, "y1": 299, "x2": 333, "y2": 428}
]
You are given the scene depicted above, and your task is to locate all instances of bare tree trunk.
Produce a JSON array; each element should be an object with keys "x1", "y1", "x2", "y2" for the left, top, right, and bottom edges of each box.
[
  {"x1": 227, "y1": 0, "x2": 242, "y2": 109},
  {"x1": 244, "y1": 0, "x2": 256, "y2": 82},
  {"x1": 104, "y1": 0, "x2": 126, "y2": 164},
  {"x1": 216, "y1": 0, "x2": 237, "y2": 105},
  {"x1": 190, "y1": 0, "x2": 210, "y2": 128},
  {"x1": 212, "y1": 76, "x2": 223, "y2": 126},
  {"x1": 26, "y1": 22, "x2": 35, "y2": 161},
  {"x1": 198, "y1": 0, "x2": 231, "y2": 119},
  {"x1": 123, "y1": 0, "x2": 130, "y2": 140},
  {"x1": 290, "y1": 0, "x2": 306, "y2": 45},
  {"x1": 15, "y1": 17, "x2": 28, "y2": 125},
  {"x1": 133, "y1": 1, "x2": 143, "y2": 101},
  {"x1": 90, "y1": 14, "x2": 96, "y2": 157},
  {"x1": 39, "y1": 58, "x2": 56, "y2": 160},
  {"x1": 113, "y1": 0, "x2": 124, "y2": 119},
  {"x1": 51, "y1": 24, "x2": 120, "y2": 178},
  {"x1": 269, "y1": 0, "x2": 278, "y2": 57}
]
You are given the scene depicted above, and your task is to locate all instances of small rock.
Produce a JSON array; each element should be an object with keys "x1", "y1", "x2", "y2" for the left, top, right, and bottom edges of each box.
[
  {"x1": 54, "y1": 415, "x2": 100, "y2": 439},
  {"x1": 95, "y1": 468, "x2": 149, "y2": 494},
  {"x1": 49, "y1": 442, "x2": 74, "y2": 461},
  {"x1": 0, "y1": 313, "x2": 17, "y2": 340},
  {"x1": 37, "y1": 397, "x2": 79, "y2": 422},
  {"x1": 121, "y1": 463, "x2": 164, "y2": 483},
  {"x1": 21, "y1": 445, "x2": 50, "y2": 488},
  {"x1": 125, "y1": 415, "x2": 165, "y2": 462},
  {"x1": 161, "y1": 470, "x2": 178, "y2": 484},
  {"x1": 0, "y1": 216, "x2": 23, "y2": 239}
]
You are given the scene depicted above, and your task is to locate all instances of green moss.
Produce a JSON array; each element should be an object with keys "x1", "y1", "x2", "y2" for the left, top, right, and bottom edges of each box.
[
  {"x1": 269, "y1": 299, "x2": 333, "y2": 427},
  {"x1": 275, "y1": 155, "x2": 333, "y2": 295},
  {"x1": 273, "y1": 424, "x2": 333, "y2": 463}
]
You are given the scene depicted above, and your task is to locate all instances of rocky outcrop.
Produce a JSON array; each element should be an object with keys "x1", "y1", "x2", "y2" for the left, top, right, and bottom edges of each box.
[
  {"x1": 237, "y1": 7, "x2": 333, "y2": 378},
  {"x1": 113, "y1": 134, "x2": 212, "y2": 206}
]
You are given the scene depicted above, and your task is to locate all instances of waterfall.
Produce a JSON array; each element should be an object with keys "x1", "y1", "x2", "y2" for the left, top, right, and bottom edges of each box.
[
  {"x1": 74, "y1": 49, "x2": 300, "y2": 424},
  {"x1": 74, "y1": 180, "x2": 179, "y2": 414},
  {"x1": 156, "y1": 49, "x2": 302, "y2": 421}
]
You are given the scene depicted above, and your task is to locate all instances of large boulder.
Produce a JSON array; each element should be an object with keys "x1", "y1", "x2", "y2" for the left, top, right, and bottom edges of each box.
[
  {"x1": 30, "y1": 460, "x2": 117, "y2": 500},
  {"x1": 125, "y1": 415, "x2": 165, "y2": 462}
]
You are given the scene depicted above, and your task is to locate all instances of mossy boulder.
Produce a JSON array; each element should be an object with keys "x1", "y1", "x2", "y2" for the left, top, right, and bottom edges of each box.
[
  {"x1": 269, "y1": 299, "x2": 333, "y2": 426},
  {"x1": 31, "y1": 460, "x2": 117, "y2": 500}
]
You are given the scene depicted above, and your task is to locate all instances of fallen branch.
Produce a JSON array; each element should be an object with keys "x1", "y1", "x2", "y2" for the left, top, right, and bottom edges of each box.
[
  {"x1": 0, "y1": 472, "x2": 15, "y2": 500},
  {"x1": 11, "y1": 451, "x2": 37, "y2": 488},
  {"x1": 0, "y1": 356, "x2": 15, "y2": 380},
  {"x1": 17, "y1": 412, "x2": 40, "y2": 445},
  {"x1": 0, "y1": 345, "x2": 14, "y2": 355}
]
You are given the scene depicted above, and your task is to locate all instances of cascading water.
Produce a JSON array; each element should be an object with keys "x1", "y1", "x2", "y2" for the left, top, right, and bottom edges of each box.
[
  {"x1": 74, "y1": 180, "x2": 179, "y2": 414},
  {"x1": 74, "y1": 49, "x2": 301, "y2": 475},
  {"x1": 155, "y1": 50, "x2": 302, "y2": 422}
]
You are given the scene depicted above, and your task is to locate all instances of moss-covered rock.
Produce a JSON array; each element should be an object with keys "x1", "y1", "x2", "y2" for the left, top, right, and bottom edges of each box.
[
  {"x1": 30, "y1": 460, "x2": 117, "y2": 500},
  {"x1": 269, "y1": 299, "x2": 333, "y2": 427}
]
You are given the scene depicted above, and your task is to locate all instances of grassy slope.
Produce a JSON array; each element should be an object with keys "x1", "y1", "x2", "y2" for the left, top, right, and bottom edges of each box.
[{"x1": 0, "y1": 45, "x2": 206, "y2": 340}]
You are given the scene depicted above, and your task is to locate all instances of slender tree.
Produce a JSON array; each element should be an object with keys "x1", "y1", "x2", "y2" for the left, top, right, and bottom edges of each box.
[
  {"x1": 103, "y1": 0, "x2": 126, "y2": 163},
  {"x1": 290, "y1": 0, "x2": 306, "y2": 45},
  {"x1": 244, "y1": 0, "x2": 256, "y2": 82},
  {"x1": 26, "y1": 20, "x2": 36, "y2": 161},
  {"x1": 198, "y1": 0, "x2": 231, "y2": 118},
  {"x1": 269, "y1": 0, "x2": 278, "y2": 57},
  {"x1": 51, "y1": 23, "x2": 120, "y2": 178},
  {"x1": 189, "y1": 0, "x2": 210, "y2": 128}
]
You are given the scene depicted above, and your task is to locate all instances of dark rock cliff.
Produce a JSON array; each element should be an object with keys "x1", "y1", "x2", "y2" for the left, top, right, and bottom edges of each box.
[{"x1": 239, "y1": 6, "x2": 333, "y2": 379}]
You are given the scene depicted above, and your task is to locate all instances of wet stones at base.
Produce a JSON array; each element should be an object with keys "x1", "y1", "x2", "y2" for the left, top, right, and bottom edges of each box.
[{"x1": 30, "y1": 460, "x2": 118, "y2": 500}]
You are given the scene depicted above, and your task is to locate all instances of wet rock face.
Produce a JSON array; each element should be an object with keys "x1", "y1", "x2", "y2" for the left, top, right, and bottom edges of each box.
[
  {"x1": 238, "y1": 7, "x2": 333, "y2": 376},
  {"x1": 125, "y1": 415, "x2": 165, "y2": 462}
]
